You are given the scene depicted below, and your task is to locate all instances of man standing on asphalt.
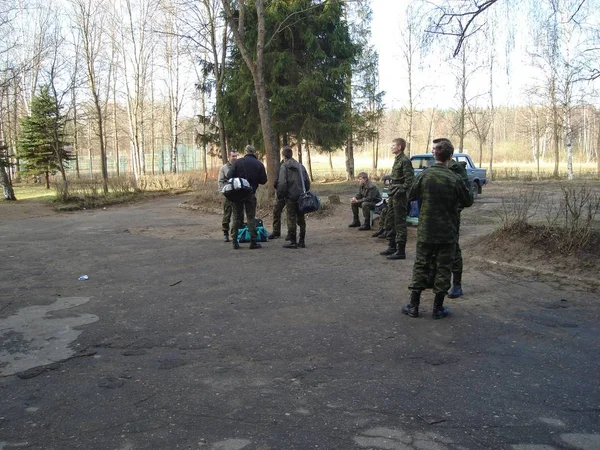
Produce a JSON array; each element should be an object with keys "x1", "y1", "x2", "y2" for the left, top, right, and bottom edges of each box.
[
  {"x1": 403, "y1": 138, "x2": 472, "y2": 319},
  {"x1": 380, "y1": 138, "x2": 414, "y2": 260},
  {"x1": 349, "y1": 172, "x2": 381, "y2": 231},
  {"x1": 217, "y1": 150, "x2": 238, "y2": 242},
  {"x1": 277, "y1": 146, "x2": 311, "y2": 249},
  {"x1": 226, "y1": 145, "x2": 268, "y2": 249}
]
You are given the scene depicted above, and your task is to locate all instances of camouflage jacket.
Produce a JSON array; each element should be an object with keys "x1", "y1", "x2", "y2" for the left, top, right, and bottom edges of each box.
[
  {"x1": 355, "y1": 181, "x2": 382, "y2": 204},
  {"x1": 218, "y1": 162, "x2": 232, "y2": 191},
  {"x1": 389, "y1": 153, "x2": 414, "y2": 195},
  {"x1": 408, "y1": 163, "x2": 473, "y2": 243}
]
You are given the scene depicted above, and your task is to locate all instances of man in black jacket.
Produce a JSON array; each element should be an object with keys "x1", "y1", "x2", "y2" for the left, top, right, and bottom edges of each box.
[
  {"x1": 277, "y1": 146, "x2": 310, "y2": 249},
  {"x1": 226, "y1": 145, "x2": 268, "y2": 249}
]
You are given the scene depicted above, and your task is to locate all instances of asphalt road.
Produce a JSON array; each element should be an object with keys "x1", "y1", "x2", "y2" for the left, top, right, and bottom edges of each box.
[{"x1": 1, "y1": 194, "x2": 599, "y2": 450}]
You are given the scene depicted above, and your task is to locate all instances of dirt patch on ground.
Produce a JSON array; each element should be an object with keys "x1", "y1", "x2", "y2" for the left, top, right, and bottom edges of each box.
[
  {"x1": 3, "y1": 181, "x2": 599, "y2": 285},
  {"x1": 0, "y1": 198, "x2": 57, "y2": 222},
  {"x1": 472, "y1": 227, "x2": 600, "y2": 284}
]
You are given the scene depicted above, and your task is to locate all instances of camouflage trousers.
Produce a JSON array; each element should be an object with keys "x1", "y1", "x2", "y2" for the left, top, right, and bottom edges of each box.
[
  {"x1": 222, "y1": 198, "x2": 233, "y2": 233},
  {"x1": 351, "y1": 201, "x2": 376, "y2": 221},
  {"x1": 410, "y1": 242, "x2": 455, "y2": 294},
  {"x1": 232, "y1": 193, "x2": 257, "y2": 241},
  {"x1": 271, "y1": 197, "x2": 287, "y2": 235},
  {"x1": 375, "y1": 205, "x2": 391, "y2": 232},
  {"x1": 388, "y1": 191, "x2": 408, "y2": 245},
  {"x1": 430, "y1": 217, "x2": 462, "y2": 275},
  {"x1": 285, "y1": 198, "x2": 306, "y2": 243}
]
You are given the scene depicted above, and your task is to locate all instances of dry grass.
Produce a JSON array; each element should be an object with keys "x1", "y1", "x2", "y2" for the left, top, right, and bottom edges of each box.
[{"x1": 493, "y1": 182, "x2": 600, "y2": 254}]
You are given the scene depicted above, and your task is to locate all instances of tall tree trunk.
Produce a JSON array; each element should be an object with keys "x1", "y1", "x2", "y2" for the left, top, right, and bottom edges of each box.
[
  {"x1": 328, "y1": 152, "x2": 334, "y2": 177},
  {"x1": 488, "y1": 50, "x2": 495, "y2": 182},
  {"x1": 596, "y1": 118, "x2": 600, "y2": 178},
  {"x1": 297, "y1": 139, "x2": 303, "y2": 165},
  {"x1": 458, "y1": 46, "x2": 467, "y2": 151},
  {"x1": 222, "y1": 0, "x2": 278, "y2": 196},
  {"x1": 305, "y1": 140, "x2": 313, "y2": 181},
  {"x1": 87, "y1": 121, "x2": 93, "y2": 176},
  {"x1": 0, "y1": 123, "x2": 16, "y2": 200},
  {"x1": 1, "y1": 167, "x2": 16, "y2": 200}
]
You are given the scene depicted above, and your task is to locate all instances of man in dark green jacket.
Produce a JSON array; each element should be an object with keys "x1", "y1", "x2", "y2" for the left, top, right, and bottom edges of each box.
[
  {"x1": 380, "y1": 138, "x2": 414, "y2": 259},
  {"x1": 349, "y1": 172, "x2": 381, "y2": 231},
  {"x1": 403, "y1": 138, "x2": 473, "y2": 319},
  {"x1": 277, "y1": 146, "x2": 310, "y2": 249}
]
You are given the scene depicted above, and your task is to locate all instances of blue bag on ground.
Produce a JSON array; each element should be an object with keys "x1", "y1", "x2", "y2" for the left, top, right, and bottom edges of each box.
[{"x1": 237, "y1": 218, "x2": 268, "y2": 242}]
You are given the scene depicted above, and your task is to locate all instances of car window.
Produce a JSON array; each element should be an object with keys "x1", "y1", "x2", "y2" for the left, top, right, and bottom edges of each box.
[
  {"x1": 411, "y1": 157, "x2": 434, "y2": 169},
  {"x1": 455, "y1": 155, "x2": 468, "y2": 165}
]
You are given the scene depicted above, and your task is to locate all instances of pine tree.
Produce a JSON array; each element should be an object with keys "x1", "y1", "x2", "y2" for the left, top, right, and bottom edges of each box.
[{"x1": 17, "y1": 86, "x2": 71, "y2": 190}]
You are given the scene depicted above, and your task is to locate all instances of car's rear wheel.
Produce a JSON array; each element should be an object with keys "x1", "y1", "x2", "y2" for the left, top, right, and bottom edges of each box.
[{"x1": 471, "y1": 181, "x2": 479, "y2": 199}]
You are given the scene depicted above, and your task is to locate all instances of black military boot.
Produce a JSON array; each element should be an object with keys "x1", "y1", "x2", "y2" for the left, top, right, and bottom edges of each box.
[
  {"x1": 282, "y1": 241, "x2": 298, "y2": 249},
  {"x1": 358, "y1": 218, "x2": 371, "y2": 231},
  {"x1": 372, "y1": 229, "x2": 385, "y2": 238},
  {"x1": 380, "y1": 242, "x2": 397, "y2": 256},
  {"x1": 223, "y1": 230, "x2": 230, "y2": 242},
  {"x1": 433, "y1": 292, "x2": 450, "y2": 319},
  {"x1": 232, "y1": 239, "x2": 240, "y2": 250},
  {"x1": 402, "y1": 291, "x2": 421, "y2": 318},
  {"x1": 386, "y1": 242, "x2": 406, "y2": 260},
  {"x1": 447, "y1": 271, "x2": 463, "y2": 298},
  {"x1": 249, "y1": 240, "x2": 262, "y2": 249},
  {"x1": 268, "y1": 232, "x2": 280, "y2": 240},
  {"x1": 348, "y1": 219, "x2": 360, "y2": 228},
  {"x1": 298, "y1": 230, "x2": 306, "y2": 248}
]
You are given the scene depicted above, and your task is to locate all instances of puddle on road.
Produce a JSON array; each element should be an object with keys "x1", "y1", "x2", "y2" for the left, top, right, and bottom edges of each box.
[{"x1": 0, "y1": 297, "x2": 98, "y2": 376}]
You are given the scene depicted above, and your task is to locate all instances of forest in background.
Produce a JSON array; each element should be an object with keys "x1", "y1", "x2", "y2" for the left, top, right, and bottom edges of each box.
[{"x1": 2, "y1": 0, "x2": 600, "y2": 202}]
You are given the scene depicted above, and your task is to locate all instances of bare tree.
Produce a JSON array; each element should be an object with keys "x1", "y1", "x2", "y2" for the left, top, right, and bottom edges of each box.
[
  {"x1": 467, "y1": 104, "x2": 492, "y2": 167},
  {"x1": 159, "y1": 0, "x2": 188, "y2": 174},
  {"x1": 221, "y1": 0, "x2": 279, "y2": 193},
  {"x1": 182, "y1": 0, "x2": 230, "y2": 163},
  {"x1": 426, "y1": 0, "x2": 501, "y2": 58},
  {"x1": 400, "y1": 3, "x2": 427, "y2": 157},
  {"x1": 117, "y1": 0, "x2": 158, "y2": 179},
  {"x1": 72, "y1": 0, "x2": 110, "y2": 193}
]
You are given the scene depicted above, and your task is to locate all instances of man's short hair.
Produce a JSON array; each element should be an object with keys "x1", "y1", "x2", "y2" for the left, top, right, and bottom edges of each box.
[
  {"x1": 432, "y1": 138, "x2": 454, "y2": 162},
  {"x1": 358, "y1": 172, "x2": 368, "y2": 179},
  {"x1": 393, "y1": 138, "x2": 406, "y2": 151},
  {"x1": 281, "y1": 146, "x2": 293, "y2": 159},
  {"x1": 245, "y1": 145, "x2": 255, "y2": 154},
  {"x1": 229, "y1": 150, "x2": 238, "y2": 156}
]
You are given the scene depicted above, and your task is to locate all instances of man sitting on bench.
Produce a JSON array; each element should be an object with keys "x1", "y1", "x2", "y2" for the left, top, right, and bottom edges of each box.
[{"x1": 349, "y1": 172, "x2": 382, "y2": 231}]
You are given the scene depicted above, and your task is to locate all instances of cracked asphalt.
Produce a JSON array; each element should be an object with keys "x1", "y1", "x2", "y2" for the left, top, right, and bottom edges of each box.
[{"x1": 0, "y1": 192, "x2": 599, "y2": 450}]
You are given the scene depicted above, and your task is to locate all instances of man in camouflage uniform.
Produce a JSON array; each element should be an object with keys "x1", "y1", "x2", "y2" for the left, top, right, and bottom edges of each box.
[
  {"x1": 424, "y1": 140, "x2": 473, "y2": 295},
  {"x1": 349, "y1": 172, "x2": 382, "y2": 231},
  {"x1": 372, "y1": 175, "x2": 392, "y2": 238},
  {"x1": 380, "y1": 138, "x2": 414, "y2": 260},
  {"x1": 217, "y1": 150, "x2": 238, "y2": 242},
  {"x1": 403, "y1": 138, "x2": 472, "y2": 319}
]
